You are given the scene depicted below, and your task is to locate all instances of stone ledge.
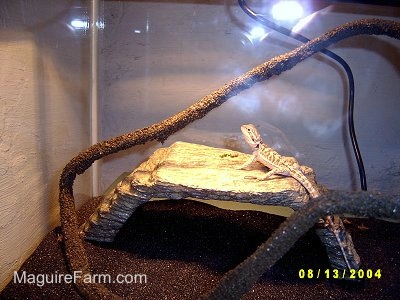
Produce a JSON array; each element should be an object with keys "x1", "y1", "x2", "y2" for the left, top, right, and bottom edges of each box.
[{"x1": 81, "y1": 141, "x2": 316, "y2": 242}]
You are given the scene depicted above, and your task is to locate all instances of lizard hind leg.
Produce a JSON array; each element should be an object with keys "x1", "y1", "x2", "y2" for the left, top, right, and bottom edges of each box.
[
  {"x1": 256, "y1": 168, "x2": 286, "y2": 181},
  {"x1": 244, "y1": 169, "x2": 279, "y2": 181}
]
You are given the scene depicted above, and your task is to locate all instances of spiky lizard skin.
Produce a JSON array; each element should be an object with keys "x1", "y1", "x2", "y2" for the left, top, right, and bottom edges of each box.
[
  {"x1": 239, "y1": 124, "x2": 352, "y2": 270},
  {"x1": 239, "y1": 124, "x2": 320, "y2": 199}
]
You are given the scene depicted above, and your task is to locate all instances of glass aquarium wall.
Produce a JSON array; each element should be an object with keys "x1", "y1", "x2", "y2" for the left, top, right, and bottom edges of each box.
[
  {"x1": 0, "y1": 0, "x2": 91, "y2": 289},
  {"x1": 98, "y1": 0, "x2": 400, "y2": 194},
  {"x1": 1, "y1": 0, "x2": 399, "y2": 291}
]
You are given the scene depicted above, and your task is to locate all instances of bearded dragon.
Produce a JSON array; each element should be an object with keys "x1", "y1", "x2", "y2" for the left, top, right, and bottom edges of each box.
[
  {"x1": 239, "y1": 124, "x2": 352, "y2": 270},
  {"x1": 238, "y1": 124, "x2": 320, "y2": 198}
]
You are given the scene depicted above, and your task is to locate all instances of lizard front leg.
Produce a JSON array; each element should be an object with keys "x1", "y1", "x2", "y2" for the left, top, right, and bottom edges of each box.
[{"x1": 236, "y1": 154, "x2": 258, "y2": 170}]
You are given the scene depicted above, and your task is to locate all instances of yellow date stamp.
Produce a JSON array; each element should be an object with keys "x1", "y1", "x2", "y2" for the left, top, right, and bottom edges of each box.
[{"x1": 298, "y1": 269, "x2": 382, "y2": 280}]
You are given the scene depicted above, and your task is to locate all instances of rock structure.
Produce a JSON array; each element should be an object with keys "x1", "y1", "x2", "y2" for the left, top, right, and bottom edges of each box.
[
  {"x1": 81, "y1": 141, "x2": 360, "y2": 272},
  {"x1": 81, "y1": 142, "x2": 315, "y2": 242}
]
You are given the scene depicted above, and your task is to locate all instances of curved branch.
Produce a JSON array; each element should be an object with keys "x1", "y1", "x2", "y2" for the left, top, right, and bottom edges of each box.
[
  {"x1": 201, "y1": 190, "x2": 400, "y2": 299},
  {"x1": 58, "y1": 18, "x2": 400, "y2": 298}
]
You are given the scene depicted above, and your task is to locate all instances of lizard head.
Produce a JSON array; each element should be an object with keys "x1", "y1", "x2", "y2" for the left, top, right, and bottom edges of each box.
[{"x1": 241, "y1": 124, "x2": 262, "y2": 148}]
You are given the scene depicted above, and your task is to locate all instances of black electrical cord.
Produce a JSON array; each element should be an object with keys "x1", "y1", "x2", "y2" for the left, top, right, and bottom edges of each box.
[{"x1": 238, "y1": 0, "x2": 367, "y2": 191}]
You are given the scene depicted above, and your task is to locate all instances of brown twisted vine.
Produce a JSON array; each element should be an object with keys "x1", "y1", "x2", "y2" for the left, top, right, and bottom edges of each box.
[
  {"x1": 58, "y1": 18, "x2": 400, "y2": 299},
  {"x1": 200, "y1": 190, "x2": 400, "y2": 299}
]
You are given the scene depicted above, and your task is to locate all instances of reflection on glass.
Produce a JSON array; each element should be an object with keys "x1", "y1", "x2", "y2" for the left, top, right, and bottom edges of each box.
[
  {"x1": 70, "y1": 18, "x2": 89, "y2": 30},
  {"x1": 243, "y1": 26, "x2": 270, "y2": 45},
  {"x1": 271, "y1": 1, "x2": 304, "y2": 21}
]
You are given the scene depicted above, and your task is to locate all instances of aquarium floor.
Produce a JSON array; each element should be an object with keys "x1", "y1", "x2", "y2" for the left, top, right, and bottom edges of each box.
[{"x1": 2, "y1": 198, "x2": 399, "y2": 299}]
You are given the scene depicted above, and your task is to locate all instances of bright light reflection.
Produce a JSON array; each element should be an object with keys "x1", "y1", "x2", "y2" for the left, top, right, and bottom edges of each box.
[
  {"x1": 70, "y1": 19, "x2": 89, "y2": 30},
  {"x1": 291, "y1": 12, "x2": 315, "y2": 33},
  {"x1": 271, "y1": 1, "x2": 304, "y2": 21},
  {"x1": 243, "y1": 26, "x2": 269, "y2": 45},
  {"x1": 250, "y1": 27, "x2": 266, "y2": 39},
  {"x1": 69, "y1": 19, "x2": 104, "y2": 31},
  {"x1": 96, "y1": 20, "x2": 105, "y2": 29}
]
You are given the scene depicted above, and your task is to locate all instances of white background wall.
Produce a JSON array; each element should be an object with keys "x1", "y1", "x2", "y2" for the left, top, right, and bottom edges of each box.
[
  {"x1": 1, "y1": 0, "x2": 399, "y2": 291},
  {"x1": 0, "y1": 0, "x2": 91, "y2": 289}
]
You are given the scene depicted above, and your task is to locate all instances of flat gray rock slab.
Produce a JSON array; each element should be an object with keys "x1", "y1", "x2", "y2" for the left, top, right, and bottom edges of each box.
[{"x1": 81, "y1": 141, "x2": 316, "y2": 242}]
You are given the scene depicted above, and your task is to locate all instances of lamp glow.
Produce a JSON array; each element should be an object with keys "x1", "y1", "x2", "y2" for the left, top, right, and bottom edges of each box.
[
  {"x1": 70, "y1": 19, "x2": 89, "y2": 30},
  {"x1": 250, "y1": 27, "x2": 266, "y2": 39},
  {"x1": 271, "y1": 1, "x2": 304, "y2": 21},
  {"x1": 243, "y1": 26, "x2": 269, "y2": 45}
]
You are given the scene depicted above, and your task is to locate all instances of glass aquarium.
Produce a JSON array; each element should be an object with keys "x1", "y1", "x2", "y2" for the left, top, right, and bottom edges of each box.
[
  {"x1": 1, "y1": 0, "x2": 399, "y2": 299},
  {"x1": 97, "y1": 0, "x2": 400, "y2": 195}
]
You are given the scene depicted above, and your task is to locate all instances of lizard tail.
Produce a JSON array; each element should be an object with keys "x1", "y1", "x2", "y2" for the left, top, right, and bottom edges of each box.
[
  {"x1": 309, "y1": 188, "x2": 320, "y2": 199},
  {"x1": 296, "y1": 171, "x2": 320, "y2": 199}
]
